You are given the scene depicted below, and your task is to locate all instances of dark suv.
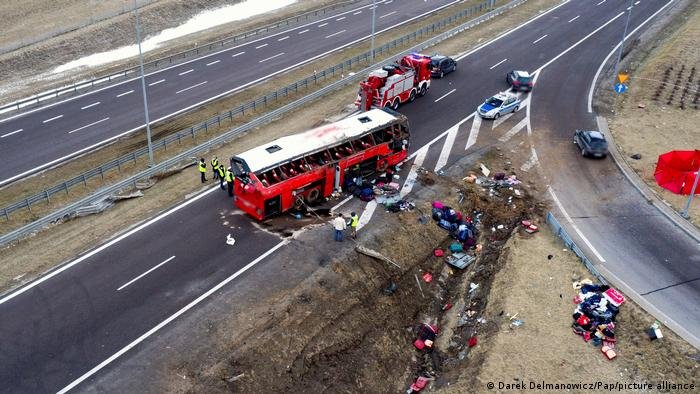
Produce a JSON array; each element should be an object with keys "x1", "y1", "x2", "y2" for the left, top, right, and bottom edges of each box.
[
  {"x1": 430, "y1": 55, "x2": 457, "y2": 78},
  {"x1": 506, "y1": 70, "x2": 533, "y2": 91}
]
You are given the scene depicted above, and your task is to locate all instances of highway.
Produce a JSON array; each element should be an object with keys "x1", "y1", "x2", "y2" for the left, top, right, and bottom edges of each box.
[
  {"x1": 0, "y1": 0, "x2": 464, "y2": 187},
  {"x1": 1, "y1": 0, "x2": 697, "y2": 392}
]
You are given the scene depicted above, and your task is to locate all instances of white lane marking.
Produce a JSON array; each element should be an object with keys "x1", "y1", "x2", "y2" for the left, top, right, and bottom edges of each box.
[
  {"x1": 588, "y1": 1, "x2": 675, "y2": 112},
  {"x1": 325, "y1": 30, "x2": 347, "y2": 39},
  {"x1": 206, "y1": 60, "x2": 220, "y2": 66},
  {"x1": 465, "y1": 115, "x2": 481, "y2": 150},
  {"x1": 400, "y1": 146, "x2": 428, "y2": 198},
  {"x1": 178, "y1": 69, "x2": 194, "y2": 76},
  {"x1": 277, "y1": 35, "x2": 290, "y2": 41},
  {"x1": 456, "y1": 1, "x2": 570, "y2": 63},
  {"x1": 520, "y1": 146, "x2": 539, "y2": 171},
  {"x1": 42, "y1": 115, "x2": 63, "y2": 123},
  {"x1": 596, "y1": 0, "x2": 606, "y2": 5},
  {"x1": 67, "y1": 117, "x2": 110, "y2": 134},
  {"x1": 298, "y1": 29, "x2": 309, "y2": 34},
  {"x1": 408, "y1": 113, "x2": 475, "y2": 161},
  {"x1": 353, "y1": 11, "x2": 362, "y2": 15},
  {"x1": 318, "y1": 22, "x2": 329, "y2": 27},
  {"x1": 492, "y1": 112, "x2": 513, "y2": 129},
  {"x1": 532, "y1": 34, "x2": 548, "y2": 44},
  {"x1": 434, "y1": 88, "x2": 456, "y2": 102},
  {"x1": 568, "y1": 15, "x2": 580, "y2": 23},
  {"x1": 0, "y1": 1, "x2": 464, "y2": 126},
  {"x1": 175, "y1": 81, "x2": 207, "y2": 94},
  {"x1": 434, "y1": 124, "x2": 458, "y2": 172},
  {"x1": 356, "y1": 200, "x2": 376, "y2": 231},
  {"x1": 330, "y1": 195, "x2": 353, "y2": 212},
  {"x1": 259, "y1": 52, "x2": 285, "y2": 63},
  {"x1": 627, "y1": 5, "x2": 632, "y2": 10},
  {"x1": 255, "y1": 43, "x2": 268, "y2": 49},
  {"x1": 498, "y1": 117, "x2": 528, "y2": 142},
  {"x1": 232, "y1": 51, "x2": 245, "y2": 57},
  {"x1": 57, "y1": 239, "x2": 288, "y2": 394},
  {"x1": 525, "y1": 74, "x2": 537, "y2": 136},
  {"x1": 148, "y1": 79, "x2": 165, "y2": 87},
  {"x1": 634, "y1": 1, "x2": 640, "y2": 4},
  {"x1": 534, "y1": 11, "x2": 625, "y2": 74},
  {"x1": 548, "y1": 187, "x2": 606, "y2": 263},
  {"x1": 489, "y1": 58, "x2": 507, "y2": 70},
  {"x1": 385, "y1": 0, "x2": 393, "y2": 3},
  {"x1": 1, "y1": 129, "x2": 22, "y2": 138},
  {"x1": 80, "y1": 102, "x2": 100, "y2": 110},
  {"x1": 336, "y1": 16, "x2": 346, "y2": 21},
  {"x1": 117, "y1": 256, "x2": 175, "y2": 291},
  {"x1": 0, "y1": 187, "x2": 221, "y2": 305},
  {"x1": 1, "y1": 0, "x2": 466, "y2": 187},
  {"x1": 116, "y1": 90, "x2": 134, "y2": 97},
  {"x1": 380, "y1": 11, "x2": 397, "y2": 19}
]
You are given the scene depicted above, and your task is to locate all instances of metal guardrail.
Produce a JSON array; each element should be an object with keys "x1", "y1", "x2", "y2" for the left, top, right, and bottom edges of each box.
[
  {"x1": 0, "y1": 0, "x2": 523, "y2": 247},
  {"x1": 546, "y1": 212, "x2": 607, "y2": 285},
  {"x1": 0, "y1": 0, "x2": 361, "y2": 114}
]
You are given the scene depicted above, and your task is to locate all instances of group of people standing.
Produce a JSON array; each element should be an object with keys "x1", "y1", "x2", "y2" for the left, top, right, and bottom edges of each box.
[
  {"x1": 198, "y1": 156, "x2": 234, "y2": 197},
  {"x1": 332, "y1": 212, "x2": 359, "y2": 242}
]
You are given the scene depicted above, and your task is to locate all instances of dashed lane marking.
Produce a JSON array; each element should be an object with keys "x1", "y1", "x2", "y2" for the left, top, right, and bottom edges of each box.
[
  {"x1": 43, "y1": 115, "x2": 63, "y2": 123},
  {"x1": 1, "y1": 129, "x2": 22, "y2": 138},
  {"x1": 175, "y1": 81, "x2": 207, "y2": 94},
  {"x1": 67, "y1": 117, "x2": 110, "y2": 134},
  {"x1": 80, "y1": 102, "x2": 100, "y2": 110}
]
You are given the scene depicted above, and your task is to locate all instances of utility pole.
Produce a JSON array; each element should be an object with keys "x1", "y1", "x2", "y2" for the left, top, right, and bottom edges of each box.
[
  {"x1": 611, "y1": 0, "x2": 634, "y2": 113},
  {"x1": 370, "y1": 0, "x2": 376, "y2": 61},
  {"x1": 134, "y1": 0, "x2": 155, "y2": 167}
]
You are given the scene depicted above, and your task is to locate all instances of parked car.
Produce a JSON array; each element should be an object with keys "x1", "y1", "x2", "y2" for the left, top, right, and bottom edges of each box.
[
  {"x1": 573, "y1": 130, "x2": 608, "y2": 158},
  {"x1": 477, "y1": 93, "x2": 521, "y2": 119},
  {"x1": 506, "y1": 70, "x2": 533, "y2": 91},
  {"x1": 430, "y1": 55, "x2": 457, "y2": 78}
]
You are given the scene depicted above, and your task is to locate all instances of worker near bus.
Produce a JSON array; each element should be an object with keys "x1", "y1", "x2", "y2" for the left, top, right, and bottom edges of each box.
[
  {"x1": 225, "y1": 167, "x2": 235, "y2": 197},
  {"x1": 217, "y1": 164, "x2": 226, "y2": 190},
  {"x1": 211, "y1": 156, "x2": 220, "y2": 180},
  {"x1": 332, "y1": 213, "x2": 347, "y2": 242},
  {"x1": 349, "y1": 212, "x2": 359, "y2": 239},
  {"x1": 198, "y1": 158, "x2": 207, "y2": 183}
]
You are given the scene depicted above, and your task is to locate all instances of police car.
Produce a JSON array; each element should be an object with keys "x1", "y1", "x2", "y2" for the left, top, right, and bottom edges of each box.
[{"x1": 477, "y1": 92, "x2": 521, "y2": 119}]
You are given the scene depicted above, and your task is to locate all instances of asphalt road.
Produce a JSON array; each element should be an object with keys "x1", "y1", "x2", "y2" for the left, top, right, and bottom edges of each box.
[
  {"x1": 1, "y1": 0, "x2": 697, "y2": 392},
  {"x1": 0, "y1": 0, "x2": 464, "y2": 187}
]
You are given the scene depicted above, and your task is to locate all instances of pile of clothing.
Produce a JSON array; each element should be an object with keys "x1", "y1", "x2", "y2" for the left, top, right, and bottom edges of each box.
[
  {"x1": 571, "y1": 281, "x2": 625, "y2": 360},
  {"x1": 386, "y1": 199, "x2": 414, "y2": 212},
  {"x1": 431, "y1": 201, "x2": 479, "y2": 248}
]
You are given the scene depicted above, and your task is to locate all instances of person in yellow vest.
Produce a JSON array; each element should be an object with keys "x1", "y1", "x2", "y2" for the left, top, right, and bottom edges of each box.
[
  {"x1": 225, "y1": 167, "x2": 235, "y2": 197},
  {"x1": 198, "y1": 158, "x2": 207, "y2": 183},
  {"x1": 217, "y1": 164, "x2": 226, "y2": 190},
  {"x1": 349, "y1": 212, "x2": 359, "y2": 239},
  {"x1": 211, "y1": 156, "x2": 220, "y2": 180}
]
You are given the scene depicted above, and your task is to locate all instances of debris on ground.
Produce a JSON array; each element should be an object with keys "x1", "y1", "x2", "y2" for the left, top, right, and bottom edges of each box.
[
  {"x1": 414, "y1": 323, "x2": 439, "y2": 350},
  {"x1": 647, "y1": 320, "x2": 664, "y2": 340},
  {"x1": 571, "y1": 281, "x2": 626, "y2": 359},
  {"x1": 355, "y1": 244, "x2": 402, "y2": 269}
]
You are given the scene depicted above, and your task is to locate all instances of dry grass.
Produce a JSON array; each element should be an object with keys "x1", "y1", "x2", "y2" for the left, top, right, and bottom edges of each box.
[{"x1": 607, "y1": 1, "x2": 700, "y2": 224}]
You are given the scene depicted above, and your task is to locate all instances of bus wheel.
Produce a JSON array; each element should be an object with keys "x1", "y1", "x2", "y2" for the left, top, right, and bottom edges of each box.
[
  {"x1": 377, "y1": 160, "x2": 389, "y2": 173},
  {"x1": 306, "y1": 187, "x2": 321, "y2": 204}
]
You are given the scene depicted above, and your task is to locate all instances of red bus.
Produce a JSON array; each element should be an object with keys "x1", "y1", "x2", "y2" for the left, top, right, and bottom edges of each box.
[{"x1": 230, "y1": 108, "x2": 410, "y2": 220}]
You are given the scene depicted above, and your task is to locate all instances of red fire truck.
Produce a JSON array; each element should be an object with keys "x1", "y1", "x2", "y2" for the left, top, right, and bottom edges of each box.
[
  {"x1": 230, "y1": 109, "x2": 410, "y2": 220},
  {"x1": 356, "y1": 53, "x2": 432, "y2": 111}
]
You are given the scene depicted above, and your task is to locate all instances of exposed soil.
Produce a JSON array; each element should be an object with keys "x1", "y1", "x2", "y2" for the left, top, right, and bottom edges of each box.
[
  {"x1": 599, "y1": 0, "x2": 700, "y2": 224},
  {"x1": 0, "y1": 0, "x2": 352, "y2": 102}
]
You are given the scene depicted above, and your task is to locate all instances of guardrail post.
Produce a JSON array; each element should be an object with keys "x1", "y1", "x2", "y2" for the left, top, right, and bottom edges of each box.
[
  {"x1": 99, "y1": 166, "x2": 104, "y2": 180},
  {"x1": 2, "y1": 208, "x2": 8, "y2": 220},
  {"x1": 132, "y1": 152, "x2": 137, "y2": 164},
  {"x1": 204, "y1": 123, "x2": 208, "y2": 133},
  {"x1": 45, "y1": 190, "x2": 50, "y2": 204},
  {"x1": 82, "y1": 174, "x2": 87, "y2": 187},
  {"x1": 190, "y1": 127, "x2": 195, "y2": 139},
  {"x1": 25, "y1": 199, "x2": 31, "y2": 214}
]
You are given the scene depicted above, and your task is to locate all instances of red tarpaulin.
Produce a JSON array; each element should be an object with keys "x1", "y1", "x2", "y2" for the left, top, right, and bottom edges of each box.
[{"x1": 654, "y1": 150, "x2": 700, "y2": 195}]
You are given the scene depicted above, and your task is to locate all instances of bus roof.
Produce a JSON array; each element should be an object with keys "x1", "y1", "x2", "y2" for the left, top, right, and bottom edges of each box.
[{"x1": 235, "y1": 109, "x2": 402, "y2": 173}]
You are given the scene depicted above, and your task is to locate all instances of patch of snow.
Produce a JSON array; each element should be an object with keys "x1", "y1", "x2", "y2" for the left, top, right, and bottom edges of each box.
[{"x1": 53, "y1": 0, "x2": 298, "y2": 73}]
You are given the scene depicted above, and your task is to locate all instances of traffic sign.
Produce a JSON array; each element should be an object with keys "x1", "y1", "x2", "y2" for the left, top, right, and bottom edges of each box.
[
  {"x1": 617, "y1": 72, "x2": 629, "y2": 84},
  {"x1": 614, "y1": 83, "x2": 628, "y2": 94}
]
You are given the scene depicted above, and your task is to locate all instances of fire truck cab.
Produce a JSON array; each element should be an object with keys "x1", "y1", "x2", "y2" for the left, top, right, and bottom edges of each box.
[{"x1": 356, "y1": 53, "x2": 432, "y2": 111}]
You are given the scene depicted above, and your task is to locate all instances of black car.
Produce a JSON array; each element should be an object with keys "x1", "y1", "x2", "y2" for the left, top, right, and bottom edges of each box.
[
  {"x1": 573, "y1": 130, "x2": 608, "y2": 158},
  {"x1": 430, "y1": 55, "x2": 456, "y2": 78},
  {"x1": 506, "y1": 70, "x2": 533, "y2": 91}
]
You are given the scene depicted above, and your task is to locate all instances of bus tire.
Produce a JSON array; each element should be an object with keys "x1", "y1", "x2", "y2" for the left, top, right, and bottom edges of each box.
[
  {"x1": 377, "y1": 160, "x2": 389, "y2": 173},
  {"x1": 306, "y1": 187, "x2": 321, "y2": 204},
  {"x1": 293, "y1": 195, "x2": 305, "y2": 210}
]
